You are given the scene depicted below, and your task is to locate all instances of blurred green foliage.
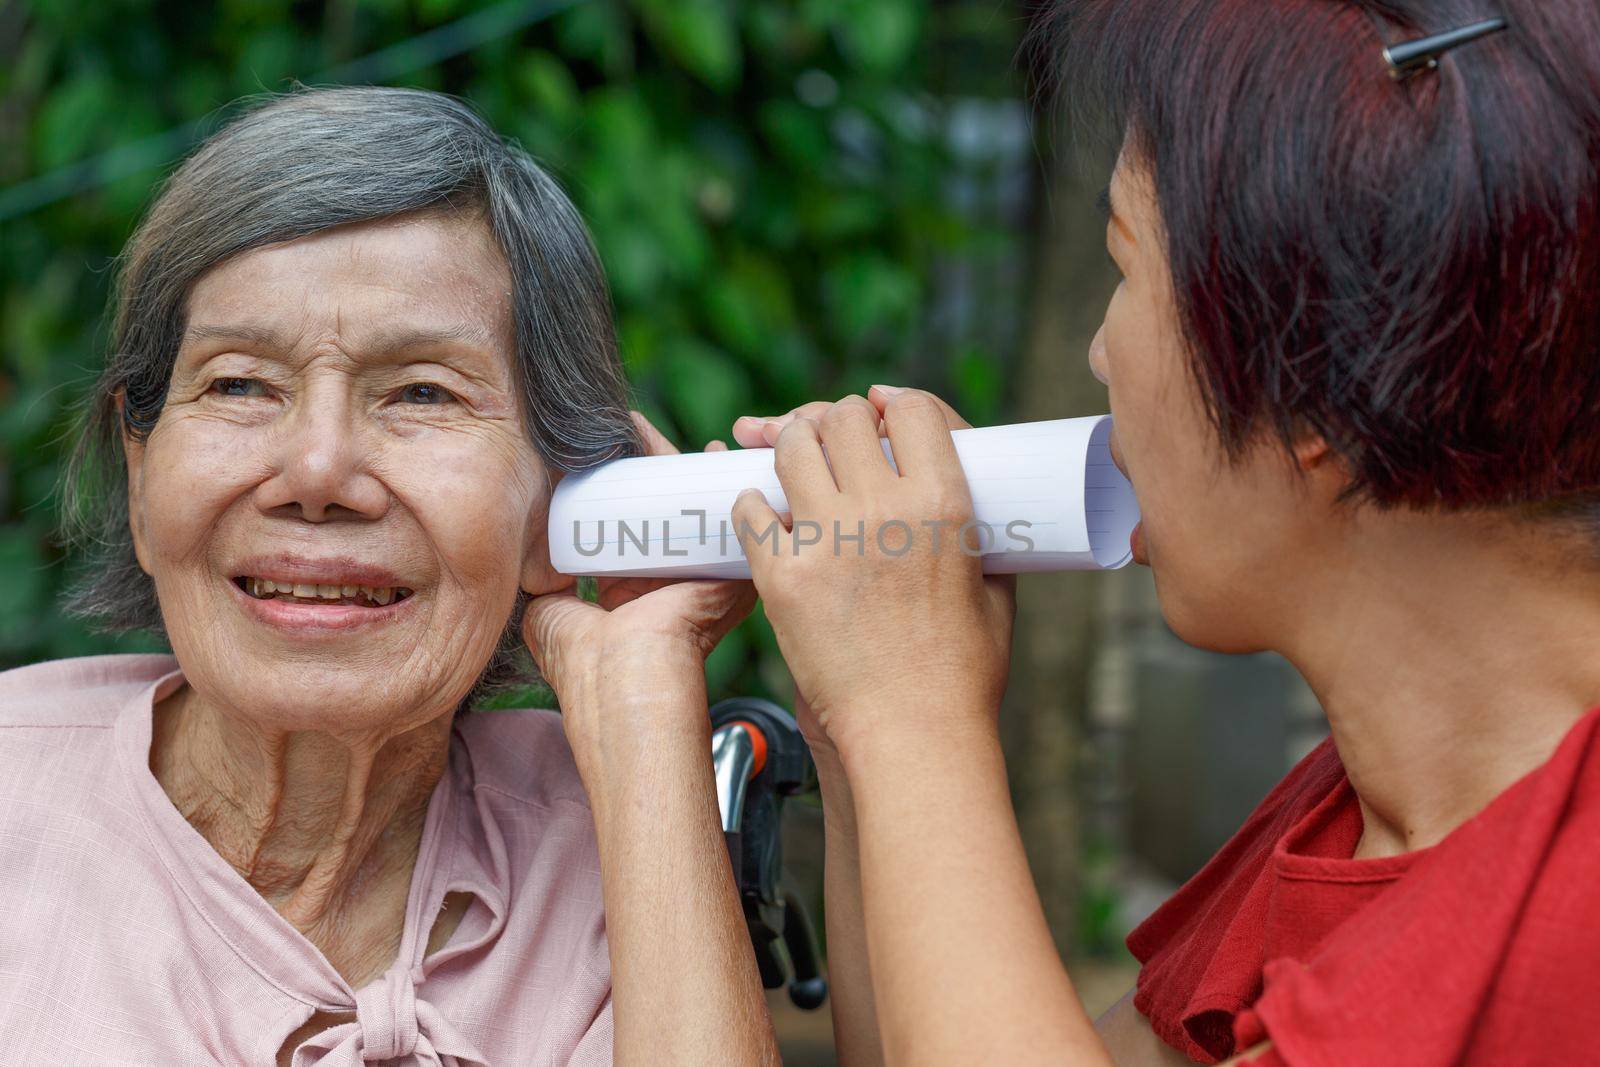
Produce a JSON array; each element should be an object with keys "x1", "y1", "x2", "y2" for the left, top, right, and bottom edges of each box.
[{"x1": 0, "y1": 0, "x2": 1031, "y2": 704}]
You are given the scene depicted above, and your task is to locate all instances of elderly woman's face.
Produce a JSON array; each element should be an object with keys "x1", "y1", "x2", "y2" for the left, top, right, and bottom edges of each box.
[{"x1": 124, "y1": 212, "x2": 564, "y2": 735}]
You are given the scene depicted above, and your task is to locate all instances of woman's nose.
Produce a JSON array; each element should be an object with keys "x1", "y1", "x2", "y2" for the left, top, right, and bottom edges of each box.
[
  {"x1": 261, "y1": 385, "x2": 389, "y2": 522},
  {"x1": 1088, "y1": 325, "x2": 1111, "y2": 386}
]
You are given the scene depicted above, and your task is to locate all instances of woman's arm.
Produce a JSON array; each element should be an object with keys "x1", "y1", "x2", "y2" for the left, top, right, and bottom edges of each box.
[
  {"x1": 838, "y1": 695, "x2": 1106, "y2": 1066},
  {"x1": 570, "y1": 645, "x2": 780, "y2": 1067},
  {"x1": 1096, "y1": 990, "x2": 1196, "y2": 1066},
  {"x1": 810, "y1": 729, "x2": 886, "y2": 1067},
  {"x1": 731, "y1": 387, "x2": 1116, "y2": 1066}
]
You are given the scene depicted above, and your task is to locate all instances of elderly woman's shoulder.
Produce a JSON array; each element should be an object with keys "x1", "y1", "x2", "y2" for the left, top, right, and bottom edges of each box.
[
  {"x1": 454, "y1": 705, "x2": 591, "y2": 812},
  {"x1": 0, "y1": 653, "x2": 178, "y2": 729}
]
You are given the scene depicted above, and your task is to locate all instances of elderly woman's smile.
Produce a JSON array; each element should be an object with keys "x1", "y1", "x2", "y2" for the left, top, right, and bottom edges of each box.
[
  {"x1": 234, "y1": 571, "x2": 414, "y2": 610},
  {"x1": 125, "y1": 210, "x2": 556, "y2": 709}
]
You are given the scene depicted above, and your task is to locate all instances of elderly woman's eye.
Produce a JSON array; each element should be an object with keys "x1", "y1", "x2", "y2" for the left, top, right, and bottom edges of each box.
[
  {"x1": 398, "y1": 382, "x2": 456, "y2": 405},
  {"x1": 211, "y1": 377, "x2": 268, "y2": 398}
]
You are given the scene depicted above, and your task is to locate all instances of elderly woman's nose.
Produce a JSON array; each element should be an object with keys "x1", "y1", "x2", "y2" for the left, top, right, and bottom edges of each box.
[{"x1": 264, "y1": 389, "x2": 389, "y2": 522}]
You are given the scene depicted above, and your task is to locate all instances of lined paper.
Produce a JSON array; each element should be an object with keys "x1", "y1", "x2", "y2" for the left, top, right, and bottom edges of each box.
[{"x1": 548, "y1": 416, "x2": 1140, "y2": 578}]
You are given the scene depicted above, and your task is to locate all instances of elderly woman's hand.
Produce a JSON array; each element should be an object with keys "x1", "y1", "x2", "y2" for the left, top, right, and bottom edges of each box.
[
  {"x1": 519, "y1": 413, "x2": 779, "y2": 1067},
  {"x1": 521, "y1": 412, "x2": 757, "y2": 786}
]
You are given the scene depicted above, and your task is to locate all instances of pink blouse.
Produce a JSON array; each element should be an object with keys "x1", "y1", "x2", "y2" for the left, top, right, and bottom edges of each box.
[{"x1": 0, "y1": 654, "x2": 613, "y2": 1065}]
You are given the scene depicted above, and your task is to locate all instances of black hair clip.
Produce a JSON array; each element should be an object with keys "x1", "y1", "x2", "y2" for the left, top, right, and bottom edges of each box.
[{"x1": 1384, "y1": 16, "x2": 1509, "y2": 79}]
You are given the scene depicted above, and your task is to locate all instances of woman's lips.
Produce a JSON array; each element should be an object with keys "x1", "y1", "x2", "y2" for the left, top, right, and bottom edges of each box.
[
  {"x1": 1107, "y1": 436, "x2": 1148, "y2": 566},
  {"x1": 226, "y1": 574, "x2": 417, "y2": 634}
]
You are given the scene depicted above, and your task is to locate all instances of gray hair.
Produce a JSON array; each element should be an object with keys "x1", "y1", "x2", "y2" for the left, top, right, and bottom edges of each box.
[{"x1": 56, "y1": 85, "x2": 642, "y2": 709}]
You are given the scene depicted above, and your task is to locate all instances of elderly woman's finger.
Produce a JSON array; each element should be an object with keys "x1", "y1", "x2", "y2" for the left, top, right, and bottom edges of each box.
[
  {"x1": 684, "y1": 578, "x2": 759, "y2": 651},
  {"x1": 629, "y1": 410, "x2": 682, "y2": 457},
  {"x1": 596, "y1": 575, "x2": 679, "y2": 612},
  {"x1": 706, "y1": 440, "x2": 728, "y2": 452},
  {"x1": 520, "y1": 592, "x2": 600, "y2": 678}
]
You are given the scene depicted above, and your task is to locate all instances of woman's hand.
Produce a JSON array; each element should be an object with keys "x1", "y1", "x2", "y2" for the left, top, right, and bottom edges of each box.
[
  {"x1": 732, "y1": 388, "x2": 1099, "y2": 1067},
  {"x1": 522, "y1": 412, "x2": 756, "y2": 782},
  {"x1": 730, "y1": 386, "x2": 1016, "y2": 763}
]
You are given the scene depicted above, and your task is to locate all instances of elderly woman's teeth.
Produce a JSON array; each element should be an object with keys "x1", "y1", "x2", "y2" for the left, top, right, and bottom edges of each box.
[{"x1": 243, "y1": 577, "x2": 408, "y2": 606}]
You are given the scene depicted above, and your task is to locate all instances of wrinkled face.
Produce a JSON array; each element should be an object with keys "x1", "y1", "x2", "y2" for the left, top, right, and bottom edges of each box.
[
  {"x1": 125, "y1": 212, "x2": 565, "y2": 737},
  {"x1": 1090, "y1": 147, "x2": 1331, "y2": 653}
]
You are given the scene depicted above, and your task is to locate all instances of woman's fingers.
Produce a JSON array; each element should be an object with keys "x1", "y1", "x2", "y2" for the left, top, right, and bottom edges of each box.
[
  {"x1": 817, "y1": 395, "x2": 897, "y2": 493},
  {"x1": 867, "y1": 384, "x2": 972, "y2": 431},
  {"x1": 630, "y1": 410, "x2": 682, "y2": 457},
  {"x1": 596, "y1": 576, "x2": 673, "y2": 612},
  {"x1": 877, "y1": 388, "x2": 968, "y2": 490},
  {"x1": 731, "y1": 488, "x2": 784, "y2": 587},
  {"x1": 520, "y1": 592, "x2": 600, "y2": 678},
  {"x1": 735, "y1": 386, "x2": 969, "y2": 454},
  {"x1": 686, "y1": 579, "x2": 759, "y2": 648},
  {"x1": 733, "y1": 401, "x2": 847, "y2": 449},
  {"x1": 773, "y1": 416, "x2": 839, "y2": 511}
]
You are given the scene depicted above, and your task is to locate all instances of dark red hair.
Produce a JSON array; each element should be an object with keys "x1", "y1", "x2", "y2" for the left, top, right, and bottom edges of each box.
[{"x1": 1038, "y1": 0, "x2": 1600, "y2": 510}]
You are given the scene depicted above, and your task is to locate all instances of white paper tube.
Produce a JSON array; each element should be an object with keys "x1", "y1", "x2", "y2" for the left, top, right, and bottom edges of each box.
[{"x1": 548, "y1": 416, "x2": 1140, "y2": 579}]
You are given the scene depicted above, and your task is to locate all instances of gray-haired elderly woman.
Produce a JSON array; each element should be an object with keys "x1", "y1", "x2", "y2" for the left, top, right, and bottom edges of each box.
[{"x1": 0, "y1": 87, "x2": 779, "y2": 1065}]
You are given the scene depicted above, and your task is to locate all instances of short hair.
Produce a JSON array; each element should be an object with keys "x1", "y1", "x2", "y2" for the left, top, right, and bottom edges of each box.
[
  {"x1": 1039, "y1": 0, "x2": 1600, "y2": 512},
  {"x1": 57, "y1": 85, "x2": 642, "y2": 707}
]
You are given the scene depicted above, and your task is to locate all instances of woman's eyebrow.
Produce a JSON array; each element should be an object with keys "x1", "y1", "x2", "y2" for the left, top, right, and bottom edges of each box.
[
  {"x1": 1095, "y1": 186, "x2": 1112, "y2": 220},
  {"x1": 181, "y1": 319, "x2": 497, "y2": 357},
  {"x1": 182, "y1": 320, "x2": 290, "y2": 350},
  {"x1": 362, "y1": 322, "x2": 498, "y2": 354}
]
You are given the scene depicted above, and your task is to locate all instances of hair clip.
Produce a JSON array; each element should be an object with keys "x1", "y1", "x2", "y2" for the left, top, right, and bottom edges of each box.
[{"x1": 1384, "y1": 16, "x2": 1509, "y2": 79}]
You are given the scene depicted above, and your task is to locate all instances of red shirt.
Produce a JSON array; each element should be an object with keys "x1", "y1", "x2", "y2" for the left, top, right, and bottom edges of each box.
[{"x1": 1127, "y1": 705, "x2": 1600, "y2": 1066}]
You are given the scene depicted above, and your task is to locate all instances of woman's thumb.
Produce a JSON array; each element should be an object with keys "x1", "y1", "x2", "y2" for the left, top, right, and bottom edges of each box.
[{"x1": 521, "y1": 592, "x2": 597, "y2": 676}]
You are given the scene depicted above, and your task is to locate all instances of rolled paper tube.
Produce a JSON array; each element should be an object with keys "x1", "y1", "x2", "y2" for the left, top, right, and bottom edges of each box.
[{"x1": 548, "y1": 415, "x2": 1141, "y2": 579}]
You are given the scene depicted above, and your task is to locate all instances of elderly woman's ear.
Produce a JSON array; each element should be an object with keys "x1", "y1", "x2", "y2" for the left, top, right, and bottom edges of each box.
[
  {"x1": 520, "y1": 477, "x2": 573, "y2": 598},
  {"x1": 115, "y1": 388, "x2": 155, "y2": 578}
]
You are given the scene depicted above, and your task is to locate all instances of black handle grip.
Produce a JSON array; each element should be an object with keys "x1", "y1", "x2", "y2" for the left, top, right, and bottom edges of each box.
[{"x1": 709, "y1": 697, "x2": 828, "y2": 1010}]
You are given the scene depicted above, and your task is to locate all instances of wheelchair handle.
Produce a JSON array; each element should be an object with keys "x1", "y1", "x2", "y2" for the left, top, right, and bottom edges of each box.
[
  {"x1": 712, "y1": 720, "x2": 763, "y2": 834},
  {"x1": 709, "y1": 697, "x2": 828, "y2": 1011}
]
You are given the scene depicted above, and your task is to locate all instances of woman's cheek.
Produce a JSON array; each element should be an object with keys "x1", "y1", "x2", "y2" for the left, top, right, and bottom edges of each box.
[
  {"x1": 387, "y1": 433, "x2": 535, "y2": 591},
  {"x1": 143, "y1": 422, "x2": 269, "y2": 568}
]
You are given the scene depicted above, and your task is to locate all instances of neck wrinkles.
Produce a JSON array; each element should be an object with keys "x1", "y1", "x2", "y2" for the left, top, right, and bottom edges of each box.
[{"x1": 150, "y1": 680, "x2": 453, "y2": 932}]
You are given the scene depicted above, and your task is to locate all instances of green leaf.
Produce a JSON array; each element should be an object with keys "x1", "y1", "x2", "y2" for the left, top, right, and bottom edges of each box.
[
  {"x1": 834, "y1": 0, "x2": 921, "y2": 73},
  {"x1": 821, "y1": 254, "x2": 920, "y2": 343},
  {"x1": 555, "y1": 2, "x2": 635, "y2": 77},
  {"x1": 515, "y1": 50, "x2": 580, "y2": 124},
  {"x1": 0, "y1": 529, "x2": 49, "y2": 645},
  {"x1": 702, "y1": 250, "x2": 796, "y2": 356},
  {"x1": 659, "y1": 338, "x2": 751, "y2": 446},
  {"x1": 951, "y1": 345, "x2": 1005, "y2": 425},
  {"x1": 33, "y1": 75, "x2": 116, "y2": 170},
  {"x1": 638, "y1": 0, "x2": 742, "y2": 92},
  {"x1": 704, "y1": 624, "x2": 747, "y2": 699},
  {"x1": 757, "y1": 100, "x2": 829, "y2": 169}
]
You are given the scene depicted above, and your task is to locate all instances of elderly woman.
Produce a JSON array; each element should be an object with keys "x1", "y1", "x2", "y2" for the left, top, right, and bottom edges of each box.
[
  {"x1": 724, "y1": 1, "x2": 1600, "y2": 1065},
  {"x1": 0, "y1": 87, "x2": 777, "y2": 1064}
]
